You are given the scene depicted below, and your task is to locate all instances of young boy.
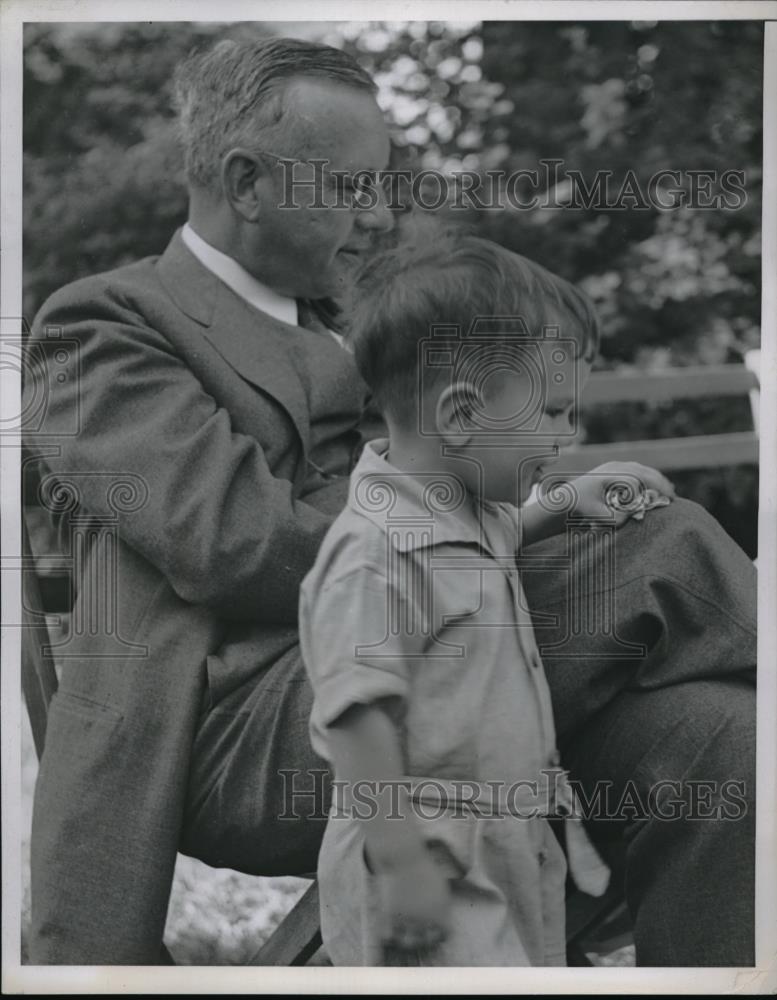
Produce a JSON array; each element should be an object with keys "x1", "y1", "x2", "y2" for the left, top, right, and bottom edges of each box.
[{"x1": 298, "y1": 232, "x2": 674, "y2": 966}]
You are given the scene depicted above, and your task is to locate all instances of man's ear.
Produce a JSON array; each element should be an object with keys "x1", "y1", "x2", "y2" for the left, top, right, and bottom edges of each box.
[
  {"x1": 435, "y1": 381, "x2": 480, "y2": 445},
  {"x1": 221, "y1": 148, "x2": 272, "y2": 222}
]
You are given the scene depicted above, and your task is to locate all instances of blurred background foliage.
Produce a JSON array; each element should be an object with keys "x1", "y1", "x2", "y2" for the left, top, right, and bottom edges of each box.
[{"x1": 23, "y1": 19, "x2": 763, "y2": 554}]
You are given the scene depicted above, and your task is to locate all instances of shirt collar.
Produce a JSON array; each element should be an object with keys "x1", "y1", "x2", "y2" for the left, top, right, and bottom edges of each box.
[
  {"x1": 348, "y1": 439, "x2": 515, "y2": 554},
  {"x1": 181, "y1": 222, "x2": 298, "y2": 328}
]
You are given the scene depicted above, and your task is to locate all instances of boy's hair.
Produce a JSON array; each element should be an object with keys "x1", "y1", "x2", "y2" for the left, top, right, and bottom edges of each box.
[{"x1": 348, "y1": 223, "x2": 600, "y2": 425}]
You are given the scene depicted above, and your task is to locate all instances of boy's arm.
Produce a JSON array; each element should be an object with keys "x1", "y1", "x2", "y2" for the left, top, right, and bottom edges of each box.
[
  {"x1": 520, "y1": 461, "x2": 676, "y2": 546},
  {"x1": 326, "y1": 699, "x2": 452, "y2": 953}
]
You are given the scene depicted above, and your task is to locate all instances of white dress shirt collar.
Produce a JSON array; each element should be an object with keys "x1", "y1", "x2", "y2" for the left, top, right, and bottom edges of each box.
[{"x1": 181, "y1": 222, "x2": 298, "y2": 328}]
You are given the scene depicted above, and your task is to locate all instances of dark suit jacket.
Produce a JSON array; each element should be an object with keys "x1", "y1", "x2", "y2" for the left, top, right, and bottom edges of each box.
[{"x1": 25, "y1": 231, "x2": 369, "y2": 963}]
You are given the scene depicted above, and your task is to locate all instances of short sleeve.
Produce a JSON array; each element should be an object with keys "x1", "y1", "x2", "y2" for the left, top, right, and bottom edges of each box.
[{"x1": 300, "y1": 565, "x2": 422, "y2": 731}]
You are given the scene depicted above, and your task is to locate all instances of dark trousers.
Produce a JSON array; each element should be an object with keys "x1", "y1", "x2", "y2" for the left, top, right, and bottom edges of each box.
[{"x1": 180, "y1": 497, "x2": 757, "y2": 966}]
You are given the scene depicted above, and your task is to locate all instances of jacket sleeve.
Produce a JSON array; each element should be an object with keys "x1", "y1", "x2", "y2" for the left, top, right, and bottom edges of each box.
[{"x1": 25, "y1": 280, "x2": 342, "y2": 623}]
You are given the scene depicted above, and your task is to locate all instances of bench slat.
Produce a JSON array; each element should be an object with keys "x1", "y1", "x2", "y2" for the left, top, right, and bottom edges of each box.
[
  {"x1": 584, "y1": 365, "x2": 758, "y2": 406},
  {"x1": 246, "y1": 881, "x2": 322, "y2": 966},
  {"x1": 559, "y1": 431, "x2": 759, "y2": 473}
]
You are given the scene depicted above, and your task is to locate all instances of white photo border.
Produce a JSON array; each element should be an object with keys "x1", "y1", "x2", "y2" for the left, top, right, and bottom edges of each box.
[{"x1": 2, "y1": 0, "x2": 776, "y2": 993}]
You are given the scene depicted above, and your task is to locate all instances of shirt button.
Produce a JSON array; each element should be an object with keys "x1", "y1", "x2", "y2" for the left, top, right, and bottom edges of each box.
[
  {"x1": 530, "y1": 651, "x2": 542, "y2": 670},
  {"x1": 538, "y1": 849, "x2": 548, "y2": 866}
]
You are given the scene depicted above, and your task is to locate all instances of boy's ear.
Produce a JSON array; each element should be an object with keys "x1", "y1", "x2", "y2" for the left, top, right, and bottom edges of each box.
[
  {"x1": 221, "y1": 148, "x2": 273, "y2": 222},
  {"x1": 435, "y1": 381, "x2": 480, "y2": 445}
]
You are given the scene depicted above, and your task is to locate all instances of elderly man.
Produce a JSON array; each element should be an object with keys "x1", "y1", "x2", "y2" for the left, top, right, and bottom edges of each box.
[{"x1": 25, "y1": 36, "x2": 756, "y2": 966}]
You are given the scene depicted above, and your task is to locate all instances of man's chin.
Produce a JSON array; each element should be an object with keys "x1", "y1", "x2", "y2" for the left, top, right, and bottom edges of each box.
[
  {"x1": 335, "y1": 249, "x2": 368, "y2": 279},
  {"x1": 304, "y1": 274, "x2": 340, "y2": 301},
  {"x1": 322, "y1": 258, "x2": 363, "y2": 297}
]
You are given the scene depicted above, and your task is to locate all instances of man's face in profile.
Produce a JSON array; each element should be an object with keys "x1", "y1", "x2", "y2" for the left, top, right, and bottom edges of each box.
[{"x1": 250, "y1": 77, "x2": 393, "y2": 300}]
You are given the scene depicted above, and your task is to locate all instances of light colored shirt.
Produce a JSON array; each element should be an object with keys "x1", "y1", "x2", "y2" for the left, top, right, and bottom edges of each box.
[{"x1": 298, "y1": 438, "x2": 569, "y2": 966}]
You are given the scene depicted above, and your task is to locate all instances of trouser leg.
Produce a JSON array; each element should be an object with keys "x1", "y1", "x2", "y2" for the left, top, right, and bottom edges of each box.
[
  {"x1": 563, "y1": 679, "x2": 755, "y2": 966},
  {"x1": 521, "y1": 497, "x2": 757, "y2": 965},
  {"x1": 179, "y1": 643, "x2": 331, "y2": 876}
]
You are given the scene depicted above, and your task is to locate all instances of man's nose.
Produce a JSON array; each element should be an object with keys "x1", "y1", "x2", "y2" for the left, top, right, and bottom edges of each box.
[{"x1": 354, "y1": 196, "x2": 395, "y2": 234}]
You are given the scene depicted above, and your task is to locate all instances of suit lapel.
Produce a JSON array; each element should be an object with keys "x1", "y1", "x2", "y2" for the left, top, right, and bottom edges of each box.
[
  {"x1": 156, "y1": 230, "x2": 311, "y2": 454},
  {"x1": 204, "y1": 282, "x2": 311, "y2": 450}
]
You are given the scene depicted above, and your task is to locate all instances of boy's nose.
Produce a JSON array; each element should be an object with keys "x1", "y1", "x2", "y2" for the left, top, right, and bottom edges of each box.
[{"x1": 555, "y1": 409, "x2": 577, "y2": 436}]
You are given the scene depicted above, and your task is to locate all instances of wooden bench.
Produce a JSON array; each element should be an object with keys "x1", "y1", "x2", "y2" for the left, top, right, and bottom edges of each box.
[
  {"x1": 571, "y1": 356, "x2": 760, "y2": 472},
  {"x1": 21, "y1": 355, "x2": 760, "y2": 966}
]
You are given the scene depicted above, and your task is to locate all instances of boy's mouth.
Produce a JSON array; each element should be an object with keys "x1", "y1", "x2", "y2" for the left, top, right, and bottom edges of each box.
[{"x1": 530, "y1": 447, "x2": 562, "y2": 482}]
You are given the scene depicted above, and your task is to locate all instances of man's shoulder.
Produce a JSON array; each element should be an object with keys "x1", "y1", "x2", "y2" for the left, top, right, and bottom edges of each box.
[
  {"x1": 30, "y1": 227, "x2": 216, "y2": 340},
  {"x1": 34, "y1": 253, "x2": 165, "y2": 324}
]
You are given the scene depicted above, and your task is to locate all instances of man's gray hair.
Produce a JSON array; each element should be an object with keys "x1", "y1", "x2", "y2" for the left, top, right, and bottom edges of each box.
[{"x1": 173, "y1": 36, "x2": 377, "y2": 191}]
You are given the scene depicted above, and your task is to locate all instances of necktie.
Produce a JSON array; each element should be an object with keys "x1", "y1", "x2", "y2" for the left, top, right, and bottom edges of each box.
[{"x1": 296, "y1": 297, "x2": 342, "y2": 336}]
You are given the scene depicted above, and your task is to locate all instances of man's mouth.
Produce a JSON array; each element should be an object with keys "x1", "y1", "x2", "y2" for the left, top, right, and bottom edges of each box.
[{"x1": 338, "y1": 243, "x2": 371, "y2": 262}]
